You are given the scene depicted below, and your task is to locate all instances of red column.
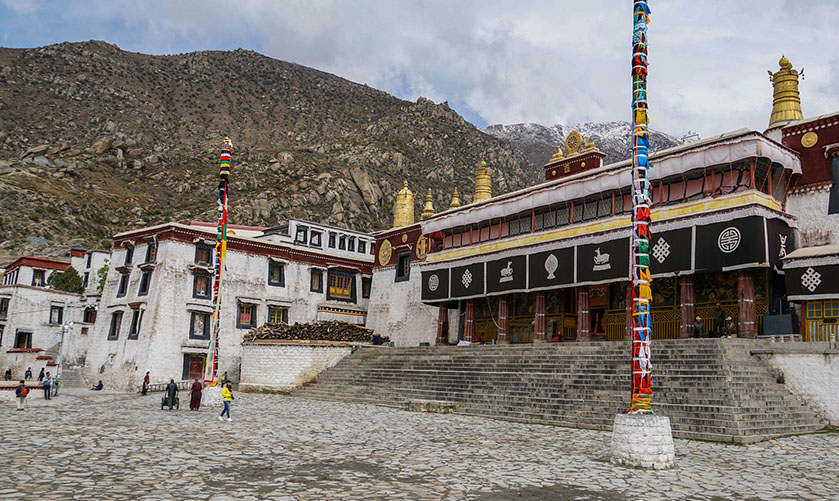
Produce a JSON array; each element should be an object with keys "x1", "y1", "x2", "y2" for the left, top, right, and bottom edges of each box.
[
  {"x1": 436, "y1": 304, "x2": 448, "y2": 345},
  {"x1": 497, "y1": 298, "x2": 509, "y2": 343},
  {"x1": 738, "y1": 271, "x2": 756, "y2": 338},
  {"x1": 576, "y1": 287, "x2": 591, "y2": 342},
  {"x1": 534, "y1": 293, "x2": 547, "y2": 342},
  {"x1": 679, "y1": 276, "x2": 696, "y2": 339},
  {"x1": 464, "y1": 300, "x2": 476, "y2": 343}
]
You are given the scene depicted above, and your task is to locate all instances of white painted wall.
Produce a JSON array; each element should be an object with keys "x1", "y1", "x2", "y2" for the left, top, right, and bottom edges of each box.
[
  {"x1": 70, "y1": 250, "x2": 110, "y2": 297},
  {"x1": 366, "y1": 264, "x2": 438, "y2": 346},
  {"x1": 239, "y1": 342, "x2": 352, "y2": 391},
  {"x1": 763, "y1": 350, "x2": 839, "y2": 426},
  {"x1": 786, "y1": 187, "x2": 839, "y2": 247}
]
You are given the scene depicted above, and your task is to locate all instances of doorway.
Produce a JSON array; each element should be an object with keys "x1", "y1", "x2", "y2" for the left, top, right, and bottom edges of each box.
[{"x1": 182, "y1": 354, "x2": 206, "y2": 380}]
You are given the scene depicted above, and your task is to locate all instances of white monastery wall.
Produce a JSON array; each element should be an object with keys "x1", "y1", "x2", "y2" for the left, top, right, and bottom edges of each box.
[
  {"x1": 786, "y1": 188, "x2": 839, "y2": 247},
  {"x1": 367, "y1": 264, "x2": 437, "y2": 346},
  {"x1": 763, "y1": 348, "x2": 839, "y2": 426},
  {"x1": 239, "y1": 343, "x2": 352, "y2": 391}
]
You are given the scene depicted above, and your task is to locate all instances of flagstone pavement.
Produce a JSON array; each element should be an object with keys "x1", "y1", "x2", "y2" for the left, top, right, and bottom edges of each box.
[{"x1": 1, "y1": 389, "x2": 838, "y2": 500}]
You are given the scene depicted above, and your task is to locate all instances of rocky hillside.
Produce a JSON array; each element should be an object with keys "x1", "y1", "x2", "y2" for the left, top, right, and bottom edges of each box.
[
  {"x1": 483, "y1": 121, "x2": 681, "y2": 169},
  {"x1": 0, "y1": 41, "x2": 537, "y2": 262}
]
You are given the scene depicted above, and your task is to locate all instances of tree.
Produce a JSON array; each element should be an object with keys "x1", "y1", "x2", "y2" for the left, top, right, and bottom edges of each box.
[
  {"x1": 47, "y1": 266, "x2": 84, "y2": 294},
  {"x1": 97, "y1": 262, "x2": 109, "y2": 294}
]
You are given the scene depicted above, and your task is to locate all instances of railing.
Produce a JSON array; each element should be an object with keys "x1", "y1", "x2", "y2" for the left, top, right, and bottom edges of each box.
[
  {"x1": 606, "y1": 308, "x2": 680, "y2": 341},
  {"x1": 147, "y1": 380, "x2": 192, "y2": 393},
  {"x1": 805, "y1": 320, "x2": 839, "y2": 342}
]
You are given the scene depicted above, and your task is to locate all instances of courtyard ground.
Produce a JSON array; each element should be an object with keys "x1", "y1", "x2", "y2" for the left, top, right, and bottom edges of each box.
[{"x1": 1, "y1": 389, "x2": 837, "y2": 500}]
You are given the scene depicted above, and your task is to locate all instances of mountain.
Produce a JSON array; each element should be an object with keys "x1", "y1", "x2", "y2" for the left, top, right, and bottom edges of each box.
[
  {"x1": 483, "y1": 121, "x2": 681, "y2": 172},
  {"x1": 0, "y1": 41, "x2": 538, "y2": 262}
]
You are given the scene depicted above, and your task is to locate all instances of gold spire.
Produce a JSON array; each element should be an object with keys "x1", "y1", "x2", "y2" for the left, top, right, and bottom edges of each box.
[
  {"x1": 474, "y1": 160, "x2": 492, "y2": 202},
  {"x1": 449, "y1": 187, "x2": 461, "y2": 209},
  {"x1": 420, "y1": 188, "x2": 435, "y2": 220},
  {"x1": 768, "y1": 55, "x2": 803, "y2": 128},
  {"x1": 392, "y1": 180, "x2": 415, "y2": 227}
]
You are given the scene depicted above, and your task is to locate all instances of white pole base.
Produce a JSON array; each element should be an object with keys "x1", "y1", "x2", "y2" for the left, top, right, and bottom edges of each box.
[
  {"x1": 610, "y1": 413, "x2": 676, "y2": 469},
  {"x1": 203, "y1": 384, "x2": 223, "y2": 407}
]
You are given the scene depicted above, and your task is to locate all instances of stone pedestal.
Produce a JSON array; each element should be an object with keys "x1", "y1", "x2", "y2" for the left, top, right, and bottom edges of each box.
[
  {"x1": 203, "y1": 384, "x2": 223, "y2": 407},
  {"x1": 610, "y1": 414, "x2": 675, "y2": 469}
]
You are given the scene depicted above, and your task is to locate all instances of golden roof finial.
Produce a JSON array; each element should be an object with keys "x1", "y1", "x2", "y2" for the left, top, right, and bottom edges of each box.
[
  {"x1": 449, "y1": 187, "x2": 461, "y2": 209},
  {"x1": 393, "y1": 180, "x2": 415, "y2": 227},
  {"x1": 420, "y1": 188, "x2": 435, "y2": 220},
  {"x1": 474, "y1": 160, "x2": 492, "y2": 202},
  {"x1": 768, "y1": 55, "x2": 803, "y2": 128},
  {"x1": 582, "y1": 136, "x2": 599, "y2": 153},
  {"x1": 565, "y1": 131, "x2": 583, "y2": 157},
  {"x1": 548, "y1": 145, "x2": 565, "y2": 163}
]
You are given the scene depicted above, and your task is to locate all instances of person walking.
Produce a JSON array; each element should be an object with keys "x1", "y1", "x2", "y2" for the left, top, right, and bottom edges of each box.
[
  {"x1": 189, "y1": 379, "x2": 203, "y2": 411},
  {"x1": 38, "y1": 368, "x2": 45, "y2": 382},
  {"x1": 43, "y1": 372, "x2": 52, "y2": 400},
  {"x1": 218, "y1": 381, "x2": 233, "y2": 422},
  {"x1": 713, "y1": 303, "x2": 726, "y2": 338},
  {"x1": 15, "y1": 380, "x2": 28, "y2": 411},
  {"x1": 166, "y1": 379, "x2": 179, "y2": 410},
  {"x1": 141, "y1": 371, "x2": 150, "y2": 396},
  {"x1": 24, "y1": 367, "x2": 32, "y2": 380}
]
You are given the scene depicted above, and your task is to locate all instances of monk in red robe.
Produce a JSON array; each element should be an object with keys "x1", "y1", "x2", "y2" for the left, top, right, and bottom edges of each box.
[{"x1": 189, "y1": 379, "x2": 203, "y2": 411}]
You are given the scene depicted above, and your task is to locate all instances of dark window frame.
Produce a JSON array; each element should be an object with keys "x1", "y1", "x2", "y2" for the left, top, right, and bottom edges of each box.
[
  {"x1": 195, "y1": 244, "x2": 213, "y2": 266},
  {"x1": 128, "y1": 309, "x2": 143, "y2": 340},
  {"x1": 32, "y1": 269, "x2": 46, "y2": 287},
  {"x1": 362, "y1": 277, "x2": 372, "y2": 299},
  {"x1": 348, "y1": 237, "x2": 356, "y2": 252},
  {"x1": 86, "y1": 253, "x2": 92, "y2": 269},
  {"x1": 237, "y1": 302, "x2": 257, "y2": 329},
  {"x1": 310, "y1": 231, "x2": 322, "y2": 247},
  {"x1": 295, "y1": 226, "x2": 308, "y2": 245},
  {"x1": 193, "y1": 273, "x2": 212, "y2": 299},
  {"x1": 14, "y1": 330, "x2": 32, "y2": 349},
  {"x1": 116, "y1": 273, "x2": 128, "y2": 298},
  {"x1": 395, "y1": 251, "x2": 411, "y2": 282},
  {"x1": 138, "y1": 270, "x2": 152, "y2": 296},
  {"x1": 327, "y1": 270, "x2": 356, "y2": 303},
  {"x1": 310, "y1": 269, "x2": 324, "y2": 293},
  {"x1": 83, "y1": 307, "x2": 96, "y2": 324},
  {"x1": 268, "y1": 306, "x2": 288, "y2": 324},
  {"x1": 0, "y1": 297, "x2": 9, "y2": 319},
  {"x1": 124, "y1": 245, "x2": 134, "y2": 266},
  {"x1": 145, "y1": 242, "x2": 157, "y2": 263},
  {"x1": 328, "y1": 232, "x2": 337, "y2": 249},
  {"x1": 49, "y1": 305, "x2": 64, "y2": 325},
  {"x1": 338, "y1": 235, "x2": 347, "y2": 250},
  {"x1": 108, "y1": 311, "x2": 123, "y2": 340},
  {"x1": 358, "y1": 240, "x2": 367, "y2": 254},
  {"x1": 189, "y1": 311, "x2": 211, "y2": 339},
  {"x1": 268, "y1": 261, "x2": 285, "y2": 287}
]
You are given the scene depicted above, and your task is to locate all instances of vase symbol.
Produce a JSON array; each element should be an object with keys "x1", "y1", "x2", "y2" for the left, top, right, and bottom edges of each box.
[{"x1": 545, "y1": 254, "x2": 558, "y2": 280}]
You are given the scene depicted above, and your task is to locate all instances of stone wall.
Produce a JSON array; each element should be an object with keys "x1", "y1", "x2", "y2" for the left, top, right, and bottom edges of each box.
[
  {"x1": 366, "y1": 264, "x2": 438, "y2": 346},
  {"x1": 786, "y1": 187, "x2": 839, "y2": 247},
  {"x1": 239, "y1": 342, "x2": 352, "y2": 392},
  {"x1": 758, "y1": 343, "x2": 839, "y2": 426}
]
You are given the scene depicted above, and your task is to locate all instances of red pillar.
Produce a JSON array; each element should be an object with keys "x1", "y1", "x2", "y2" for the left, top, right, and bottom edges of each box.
[
  {"x1": 738, "y1": 271, "x2": 756, "y2": 338},
  {"x1": 679, "y1": 276, "x2": 695, "y2": 339},
  {"x1": 534, "y1": 293, "x2": 547, "y2": 342},
  {"x1": 497, "y1": 298, "x2": 509, "y2": 344},
  {"x1": 576, "y1": 287, "x2": 591, "y2": 342},
  {"x1": 464, "y1": 300, "x2": 476, "y2": 343},
  {"x1": 436, "y1": 304, "x2": 448, "y2": 345}
]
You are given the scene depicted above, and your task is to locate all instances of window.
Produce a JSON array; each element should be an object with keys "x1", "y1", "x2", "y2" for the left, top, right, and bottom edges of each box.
[
  {"x1": 124, "y1": 245, "x2": 134, "y2": 266},
  {"x1": 116, "y1": 273, "x2": 128, "y2": 297},
  {"x1": 193, "y1": 274, "x2": 211, "y2": 299},
  {"x1": 268, "y1": 262, "x2": 285, "y2": 287},
  {"x1": 348, "y1": 237, "x2": 356, "y2": 252},
  {"x1": 395, "y1": 252, "x2": 411, "y2": 282},
  {"x1": 14, "y1": 330, "x2": 32, "y2": 349},
  {"x1": 370, "y1": 243, "x2": 376, "y2": 255},
  {"x1": 138, "y1": 270, "x2": 152, "y2": 296},
  {"x1": 108, "y1": 311, "x2": 123, "y2": 340},
  {"x1": 86, "y1": 253, "x2": 92, "y2": 269},
  {"x1": 268, "y1": 306, "x2": 288, "y2": 324},
  {"x1": 83, "y1": 272, "x2": 90, "y2": 289},
  {"x1": 824, "y1": 300, "x2": 839, "y2": 318},
  {"x1": 573, "y1": 202, "x2": 584, "y2": 223},
  {"x1": 237, "y1": 303, "x2": 257, "y2": 329},
  {"x1": 0, "y1": 298, "x2": 8, "y2": 319},
  {"x1": 189, "y1": 311, "x2": 211, "y2": 339},
  {"x1": 83, "y1": 307, "x2": 96, "y2": 324},
  {"x1": 195, "y1": 244, "x2": 212, "y2": 265},
  {"x1": 310, "y1": 231, "x2": 322, "y2": 247},
  {"x1": 358, "y1": 240, "x2": 366, "y2": 254},
  {"x1": 327, "y1": 271, "x2": 356, "y2": 302},
  {"x1": 145, "y1": 242, "x2": 157, "y2": 263},
  {"x1": 806, "y1": 301, "x2": 823, "y2": 319},
  {"x1": 310, "y1": 269, "x2": 324, "y2": 293},
  {"x1": 49, "y1": 305, "x2": 63, "y2": 325},
  {"x1": 338, "y1": 235, "x2": 347, "y2": 250},
  {"x1": 0, "y1": 325, "x2": 3, "y2": 347},
  {"x1": 32, "y1": 269, "x2": 46, "y2": 287},
  {"x1": 362, "y1": 277, "x2": 372, "y2": 299},
  {"x1": 128, "y1": 309, "x2": 143, "y2": 339},
  {"x1": 328, "y1": 233, "x2": 337, "y2": 248},
  {"x1": 295, "y1": 226, "x2": 308, "y2": 245}
]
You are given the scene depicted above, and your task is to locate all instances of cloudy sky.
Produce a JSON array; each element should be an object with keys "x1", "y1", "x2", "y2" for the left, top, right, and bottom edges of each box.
[{"x1": 1, "y1": 0, "x2": 837, "y2": 138}]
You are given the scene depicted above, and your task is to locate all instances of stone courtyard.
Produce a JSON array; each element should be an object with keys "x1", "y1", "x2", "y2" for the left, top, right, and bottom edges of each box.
[{"x1": 1, "y1": 390, "x2": 838, "y2": 500}]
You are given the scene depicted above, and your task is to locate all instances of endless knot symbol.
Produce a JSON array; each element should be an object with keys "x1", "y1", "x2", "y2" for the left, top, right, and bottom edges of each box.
[
  {"x1": 801, "y1": 267, "x2": 822, "y2": 293},
  {"x1": 427, "y1": 274, "x2": 439, "y2": 292},
  {"x1": 652, "y1": 237, "x2": 670, "y2": 264},
  {"x1": 717, "y1": 227, "x2": 741, "y2": 253},
  {"x1": 462, "y1": 269, "x2": 473, "y2": 288}
]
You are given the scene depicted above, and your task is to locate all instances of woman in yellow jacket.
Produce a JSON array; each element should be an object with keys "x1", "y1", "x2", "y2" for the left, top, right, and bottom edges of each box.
[{"x1": 218, "y1": 381, "x2": 234, "y2": 422}]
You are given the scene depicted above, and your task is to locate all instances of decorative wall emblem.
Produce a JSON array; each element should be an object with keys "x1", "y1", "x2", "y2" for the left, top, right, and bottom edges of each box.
[
  {"x1": 427, "y1": 273, "x2": 439, "y2": 292},
  {"x1": 801, "y1": 131, "x2": 818, "y2": 149},
  {"x1": 377, "y1": 239, "x2": 392, "y2": 267},
  {"x1": 801, "y1": 267, "x2": 822, "y2": 292},
  {"x1": 778, "y1": 235, "x2": 787, "y2": 258},
  {"x1": 461, "y1": 269, "x2": 473, "y2": 288},
  {"x1": 592, "y1": 247, "x2": 611, "y2": 271},
  {"x1": 717, "y1": 227, "x2": 741, "y2": 253},
  {"x1": 499, "y1": 261, "x2": 513, "y2": 283},
  {"x1": 545, "y1": 254, "x2": 558, "y2": 279},
  {"x1": 415, "y1": 235, "x2": 428, "y2": 259},
  {"x1": 652, "y1": 237, "x2": 670, "y2": 264}
]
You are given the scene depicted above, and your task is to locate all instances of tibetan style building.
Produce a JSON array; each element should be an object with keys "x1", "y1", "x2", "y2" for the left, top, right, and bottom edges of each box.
[{"x1": 368, "y1": 57, "x2": 838, "y2": 347}]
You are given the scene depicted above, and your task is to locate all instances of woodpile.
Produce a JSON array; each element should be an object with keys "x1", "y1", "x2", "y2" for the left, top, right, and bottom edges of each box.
[{"x1": 243, "y1": 321, "x2": 387, "y2": 344}]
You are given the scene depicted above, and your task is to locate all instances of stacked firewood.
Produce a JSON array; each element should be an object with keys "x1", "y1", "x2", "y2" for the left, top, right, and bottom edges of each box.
[{"x1": 243, "y1": 321, "x2": 386, "y2": 344}]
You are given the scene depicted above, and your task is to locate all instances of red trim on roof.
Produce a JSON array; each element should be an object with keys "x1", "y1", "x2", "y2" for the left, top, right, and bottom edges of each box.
[
  {"x1": 6, "y1": 348, "x2": 43, "y2": 353},
  {"x1": 3, "y1": 256, "x2": 70, "y2": 273}
]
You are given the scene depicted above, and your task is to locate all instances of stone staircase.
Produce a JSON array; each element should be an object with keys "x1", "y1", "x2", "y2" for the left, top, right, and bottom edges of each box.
[
  {"x1": 292, "y1": 338, "x2": 825, "y2": 443},
  {"x1": 58, "y1": 367, "x2": 87, "y2": 389}
]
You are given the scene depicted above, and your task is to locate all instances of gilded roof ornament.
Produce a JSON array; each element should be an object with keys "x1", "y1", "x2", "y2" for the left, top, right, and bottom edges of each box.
[
  {"x1": 449, "y1": 187, "x2": 461, "y2": 209},
  {"x1": 392, "y1": 180, "x2": 415, "y2": 227},
  {"x1": 549, "y1": 145, "x2": 565, "y2": 163},
  {"x1": 474, "y1": 160, "x2": 492, "y2": 202},
  {"x1": 582, "y1": 136, "x2": 600, "y2": 153},
  {"x1": 768, "y1": 55, "x2": 803, "y2": 128},
  {"x1": 420, "y1": 188, "x2": 435, "y2": 220},
  {"x1": 565, "y1": 131, "x2": 583, "y2": 157}
]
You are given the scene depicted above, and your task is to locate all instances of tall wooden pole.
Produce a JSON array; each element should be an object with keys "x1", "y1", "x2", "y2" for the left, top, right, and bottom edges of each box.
[{"x1": 629, "y1": 0, "x2": 653, "y2": 414}]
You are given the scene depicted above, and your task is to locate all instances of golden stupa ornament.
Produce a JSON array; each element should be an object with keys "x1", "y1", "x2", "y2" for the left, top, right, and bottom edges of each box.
[
  {"x1": 420, "y1": 189, "x2": 435, "y2": 220},
  {"x1": 768, "y1": 56, "x2": 804, "y2": 128},
  {"x1": 474, "y1": 160, "x2": 492, "y2": 202},
  {"x1": 449, "y1": 187, "x2": 461, "y2": 209},
  {"x1": 392, "y1": 180, "x2": 415, "y2": 227},
  {"x1": 565, "y1": 131, "x2": 583, "y2": 157}
]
